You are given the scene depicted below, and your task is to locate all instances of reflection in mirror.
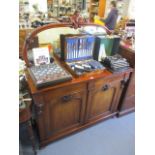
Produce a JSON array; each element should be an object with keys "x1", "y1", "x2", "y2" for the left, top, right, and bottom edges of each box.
[
  {"x1": 27, "y1": 25, "x2": 107, "y2": 65},
  {"x1": 27, "y1": 27, "x2": 80, "y2": 64},
  {"x1": 79, "y1": 26, "x2": 107, "y2": 35},
  {"x1": 19, "y1": 0, "x2": 60, "y2": 29},
  {"x1": 19, "y1": 0, "x2": 47, "y2": 14},
  {"x1": 28, "y1": 0, "x2": 47, "y2": 13}
]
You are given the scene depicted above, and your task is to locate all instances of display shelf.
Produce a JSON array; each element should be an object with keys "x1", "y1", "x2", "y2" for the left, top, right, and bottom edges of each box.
[{"x1": 51, "y1": 0, "x2": 86, "y2": 17}]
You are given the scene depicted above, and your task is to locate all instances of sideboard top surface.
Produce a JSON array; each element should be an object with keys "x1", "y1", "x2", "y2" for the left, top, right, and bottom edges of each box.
[{"x1": 25, "y1": 59, "x2": 133, "y2": 95}]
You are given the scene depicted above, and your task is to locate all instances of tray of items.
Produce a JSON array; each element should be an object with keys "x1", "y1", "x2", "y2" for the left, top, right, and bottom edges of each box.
[
  {"x1": 28, "y1": 47, "x2": 72, "y2": 89},
  {"x1": 101, "y1": 54, "x2": 130, "y2": 73},
  {"x1": 60, "y1": 34, "x2": 105, "y2": 76}
]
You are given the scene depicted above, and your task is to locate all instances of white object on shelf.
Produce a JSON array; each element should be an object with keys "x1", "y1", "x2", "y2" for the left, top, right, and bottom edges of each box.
[{"x1": 33, "y1": 47, "x2": 50, "y2": 66}]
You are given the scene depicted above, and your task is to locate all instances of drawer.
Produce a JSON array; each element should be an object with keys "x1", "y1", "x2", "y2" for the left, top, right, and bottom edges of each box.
[
  {"x1": 89, "y1": 74, "x2": 125, "y2": 91},
  {"x1": 43, "y1": 83, "x2": 87, "y2": 99}
]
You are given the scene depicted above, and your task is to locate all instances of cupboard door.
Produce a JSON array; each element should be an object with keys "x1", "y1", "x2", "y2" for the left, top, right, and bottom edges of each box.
[
  {"x1": 86, "y1": 77, "x2": 124, "y2": 122},
  {"x1": 35, "y1": 89, "x2": 87, "y2": 140}
]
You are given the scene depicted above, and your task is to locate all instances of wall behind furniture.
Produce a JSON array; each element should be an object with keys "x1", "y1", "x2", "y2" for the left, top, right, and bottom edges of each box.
[{"x1": 38, "y1": 27, "x2": 79, "y2": 44}]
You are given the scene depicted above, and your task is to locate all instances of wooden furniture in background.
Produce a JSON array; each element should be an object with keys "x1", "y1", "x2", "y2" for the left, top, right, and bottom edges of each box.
[
  {"x1": 118, "y1": 44, "x2": 135, "y2": 116},
  {"x1": 19, "y1": 102, "x2": 37, "y2": 155},
  {"x1": 89, "y1": 0, "x2": 106, "y2": 21},
  {"x1": 98, "y1": 0, "x2": 106, "y2": 17},
  {"x1": 19, "y1": 29, "x2": 33, "y2": 59}
]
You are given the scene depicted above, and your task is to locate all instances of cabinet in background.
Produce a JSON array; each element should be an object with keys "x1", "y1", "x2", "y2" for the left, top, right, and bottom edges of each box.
[
  {"x1": 19, "y1": 29, "x2": 33, "y2": 58},
  {"x1": 118, "y1": 45, "x2": 135, "y2": 116},
  {"x1": 89, "y1": 0, "x2": 106, "y2": 21}
]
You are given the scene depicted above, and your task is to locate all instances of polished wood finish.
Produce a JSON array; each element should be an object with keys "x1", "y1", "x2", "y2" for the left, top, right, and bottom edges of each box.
[
  {"x1": 23, "y1": 23, "x2": 133, "y2": 147},
  {"x1": 118, "y1": 45, "x2": 135, "y2": 116},
  {"x1": 119, "y1": 44, "x2": 135, "y2": 68},
  {"x1": 33, "y1": 83, "x2": 87, "y2": 143},
  {"x1": 86, "y1": 75, "x2": 126, "y2": 122},
  {"x1": 25, "y1": 67, "x2": 132, "y2": 147}
]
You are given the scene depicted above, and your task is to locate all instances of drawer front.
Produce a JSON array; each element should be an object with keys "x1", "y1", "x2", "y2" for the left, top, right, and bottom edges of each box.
[
  {"x1": 43, "y1": 83, "x2": 86, "y2": 99},
  {"x1": 90, "y1": 74, "x2": 128, "y2": 91}
]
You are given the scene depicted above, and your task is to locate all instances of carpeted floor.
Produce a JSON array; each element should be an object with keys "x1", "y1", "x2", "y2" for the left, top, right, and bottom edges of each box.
[{"x1": 20, "y1": 113, "x2": 135, "y2": 155}]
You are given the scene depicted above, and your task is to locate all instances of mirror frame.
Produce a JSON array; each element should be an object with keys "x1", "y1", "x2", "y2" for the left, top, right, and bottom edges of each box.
[{"x1": 23, "y1": 23, "x2": 112, "y2": 66}]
